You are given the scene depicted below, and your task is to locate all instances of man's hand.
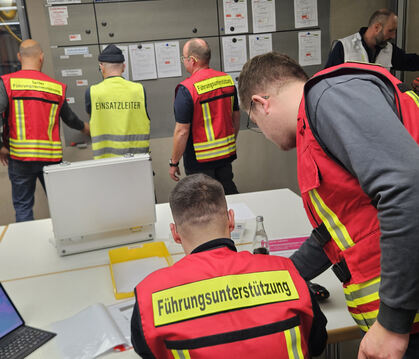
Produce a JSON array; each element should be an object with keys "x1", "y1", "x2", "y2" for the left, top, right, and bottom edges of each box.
[
  {"x1": 81, "y1": 122, "x2": 90, "y2": 136},
  {"x1": 358, "y1": 321, "x2": 409, "y2": 359},
  {"x1": 169, "y1": 165, "x2": 181, "y2": 181},
  {"x1": 0, "y1": 146, "x2": 9, "y2": 166}
]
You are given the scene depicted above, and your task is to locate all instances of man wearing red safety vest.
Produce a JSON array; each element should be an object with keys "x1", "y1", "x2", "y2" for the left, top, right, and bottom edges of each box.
[
  {"x1": 169, "y1": 38, "x2": 240, "y2": 195},
  {"x1": 131, "y1": 173, "x2": 327, "y2": 358},
  {"x1": 238, "y1": 53, "x2": 419, "y2": 358},
  {"x1": 0, "y1": 39, "x2": 89, "y2": 222}
]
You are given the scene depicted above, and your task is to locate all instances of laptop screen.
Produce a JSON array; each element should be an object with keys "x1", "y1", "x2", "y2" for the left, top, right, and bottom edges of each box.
[{"x1": 0, "y1": 283, "x2": 23, "y2": 339}]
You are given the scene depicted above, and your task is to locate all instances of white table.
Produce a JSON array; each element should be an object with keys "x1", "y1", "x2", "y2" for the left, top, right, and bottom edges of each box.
[{"x1": 0, "y1": 189, "x2": 360, "y2": 358}]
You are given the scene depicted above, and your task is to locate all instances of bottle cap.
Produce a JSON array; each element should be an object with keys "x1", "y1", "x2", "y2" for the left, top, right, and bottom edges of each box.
[{"x1": 256, "y1": 215, "x2": 264, "y2": 222}]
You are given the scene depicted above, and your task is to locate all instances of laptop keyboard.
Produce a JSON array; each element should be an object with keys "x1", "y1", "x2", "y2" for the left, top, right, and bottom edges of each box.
[{"x1": 0, "y1": 326, "x2": 56, "y2": 359}]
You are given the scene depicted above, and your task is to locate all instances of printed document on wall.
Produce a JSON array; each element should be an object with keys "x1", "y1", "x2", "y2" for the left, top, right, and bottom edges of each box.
[
  {"x1": 226, "y1": 72, "x2": 241, "y2": 104},
  {"x1": 102, "y1": 44, "x2": 130, "y2": 80},
  {"x1": 222, "y1": 35, "x2": 247, "y2": 72},
  {"x1": 129, "y1": 43, "x2": 157, "y2": 81},
  {"x1": 298, "y1": 30, "x2": 321, "y2": 66},
  {"x1": 294, "y1": 0, "x2": 318, "y2": 28},
  {"x1": 155, "y1": 41, "x2": 182, "y2": 78},
  {"x1": 251, "y1": 0, "x2": 276, "y2": 33},
  {"x1": 223, "y1": 0, "x2": 248, "y2": 34},
  {"x1": 48, "y1": 6, "x2": 68, "y2": 26},
  {"x1": 249, "y1": 33, "x2": 272, "y2": 59}
]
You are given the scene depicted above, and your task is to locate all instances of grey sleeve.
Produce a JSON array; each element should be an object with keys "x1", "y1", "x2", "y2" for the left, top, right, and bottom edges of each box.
[
  {"x1": 307, "y1": 75, "x2": 419, "y2": 332},
  {"x1": 0, "y1": 79, "x2": 8, "y2": 148},
  {"x1": 0, "y1": 79, "x2": 8, "y2": 114}
]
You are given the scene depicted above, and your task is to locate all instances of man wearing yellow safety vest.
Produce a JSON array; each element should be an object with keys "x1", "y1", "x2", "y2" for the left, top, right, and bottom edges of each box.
[
  {"x1": 238, "y1": 53, "x2": 419, "y2": 358},
  {"x1": 0, "y1": 39, "x2": 90, "y2": 222},
  {"x1": 169, "y1": 38, "x2": 240, "y2": 194},
  {"x1": 131, "y1": 174, "x2": 327, "y2": 358},
  {"x1": 85, "y1": 44, "x2": 150, "y2": 160}
]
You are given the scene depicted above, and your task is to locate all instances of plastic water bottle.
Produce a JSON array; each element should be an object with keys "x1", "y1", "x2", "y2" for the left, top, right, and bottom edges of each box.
[{"x1": 252, "y1": 216, "x2": 269, "y2": 254}]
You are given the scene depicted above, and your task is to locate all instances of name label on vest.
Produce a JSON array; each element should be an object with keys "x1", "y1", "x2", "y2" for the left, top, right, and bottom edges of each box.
[
  {"x1": 194, "y1": 75, "x2": 234, "y2": 95},
  {"x1": 95, "y1": 101, "x2": 142, "y2": 110},
  {"x1": 152, "y1": 270, "x2": 299, "y2": 327},
  {"x1": 10, "y1": 78, "x2": 62, "y2": 96}
]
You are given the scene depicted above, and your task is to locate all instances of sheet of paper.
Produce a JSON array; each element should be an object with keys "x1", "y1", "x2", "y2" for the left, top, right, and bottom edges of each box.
[
  {"x1": 107, "y1": 299, "x2": 135, "y2": 345},
  {"x1": 112, "y1": 256, "x2": 169, "y2": 294},
  {"x1": 51, "y1": 303, "x2": 126, "y2": 359},
  {"x1": 155, "y1": 41, "x2": 182, "y2": 78},
  {"x1": 47, "y1": 0, "x2": 81, "y2": 4},
  {"x1": 223, "y1": 0, "x2": 249, "y2": 34},
  {"x1": 251, "y1": 0, "x2": 276, "y2": 33},
  {"x1": 61, "y1": 68, "x2": 82, "y2": 77},
  {"x1": 227, "y1": 202, "x2": 255, "y2": 221},
  {"x1": 226, "y1": 71, "x2": 240, "y2": 105},
  {"x1": 294, "y1": 0, "x2": 318, "y2": 28},
  {"x1": 129, "y1": 43, "x2": 157, "y2": 81},
  {"x1": 48, "y1": 6, "x2": 68, "y2": 26},
  {"x1": 101, "y1": 44, "x2": 129, "y2": 80},
  {"x1": 249, "y1": 33, "x2": 272, "y2": 58},
  {"x1": 64, "y1": 47, "x2": 89, "y2": 56},
  {"x1": 298, "y1": 30, "x2": 321, "y2": 66},
  {"x1": 222, "y1": 35, "x2": 247, "y2": 72}
]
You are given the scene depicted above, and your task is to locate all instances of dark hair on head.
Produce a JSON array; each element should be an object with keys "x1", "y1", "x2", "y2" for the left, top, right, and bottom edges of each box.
[
  {"x1": 186, "y1": 38, "x2": 211, "y2": 64},
  {"x1": 368, "y1": 8, "x2": 396, "y2": 27},
  {"x1": 238, "y1": 52, "x2": 308, "y2": 112},
  {"x1": 169, "y1": 174, "x2": 227, "y2": 227}
]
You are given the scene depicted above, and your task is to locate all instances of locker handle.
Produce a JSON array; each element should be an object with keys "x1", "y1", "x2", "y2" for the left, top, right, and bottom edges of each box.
[
  {"x1": 192, "y1": 28, "x2": 197, "y2": 33},
  {"x1": 109, "y1": 33, "x2": 114, "y2": 37},
  {"x1": 85, "y1": 29, "x2": 91, "y2": 35},
  {"x1": 101, "y1": 21, "x2": 107, "y2": 27}
]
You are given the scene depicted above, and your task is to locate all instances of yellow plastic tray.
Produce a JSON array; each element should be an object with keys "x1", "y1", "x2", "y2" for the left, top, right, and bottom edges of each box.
[{"x1": 108, "y1": 242, "x2": 173, "y2": 299}]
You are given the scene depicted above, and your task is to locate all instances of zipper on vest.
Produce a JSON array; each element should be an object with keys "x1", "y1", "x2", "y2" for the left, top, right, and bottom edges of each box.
[{"x1": 12, "y1": 96, "x2": 60, "y2": 105}]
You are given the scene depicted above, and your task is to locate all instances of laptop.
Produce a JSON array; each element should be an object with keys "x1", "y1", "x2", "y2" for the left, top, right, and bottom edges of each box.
[{"x1": 0, "y1": 282, "x2": 56, "y2": 359}]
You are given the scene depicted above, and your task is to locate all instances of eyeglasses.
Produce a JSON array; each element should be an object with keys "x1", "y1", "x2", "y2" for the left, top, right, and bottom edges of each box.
[
  {"x1": 180, "y1": 55, "x2": 198, "y2": 62},
  {"x1": 246, "y1": 96, "x2": 269, "y2": 133}
]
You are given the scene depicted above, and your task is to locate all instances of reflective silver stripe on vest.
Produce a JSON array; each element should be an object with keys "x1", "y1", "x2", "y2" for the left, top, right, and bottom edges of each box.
[
  {"x1": 285, "y1": 326, "x2": 303, "y2": 359},
  {"x1": 309, "y1": 190, "x2": 354, "y2": 250},
  {"x1": 91, "y1": 133, "x2": 150, "y2": 143},
  {"x1": 350, "y1": 313, "x2": 376, "y2": 331},
  {"x1": 344, "y1": 281, "x2": 379, "y2": 303},
  {"x1": 93, "y1": 147, "x2": 149, "y2": 157}
]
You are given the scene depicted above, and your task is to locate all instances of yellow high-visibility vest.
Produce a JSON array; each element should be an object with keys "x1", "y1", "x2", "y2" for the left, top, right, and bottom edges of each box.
[{"x1": 90, "y1": 76, "x2": 150, "y2": 159}]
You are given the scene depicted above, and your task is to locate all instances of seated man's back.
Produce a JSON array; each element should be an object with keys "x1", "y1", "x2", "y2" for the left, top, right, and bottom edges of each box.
[{"x1": 131, "y1": 174, "x2": 327, "y2": 358}]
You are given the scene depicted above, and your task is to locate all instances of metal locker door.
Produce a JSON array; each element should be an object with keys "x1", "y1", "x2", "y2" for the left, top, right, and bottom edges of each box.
[
  {"x1": 50, "y1": 45, "x2": 101, "y2": 145},
  {"x1": 45, "y1": 3, "x2": 98, "y2": 46},
  {"x1": 95, "y1": 0, "x2": 219, "y2": 44}
]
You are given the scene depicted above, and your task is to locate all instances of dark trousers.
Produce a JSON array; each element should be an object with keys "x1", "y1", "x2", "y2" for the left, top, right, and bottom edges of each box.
[
  {"x1": 8, "y1": 158, "x2": 47, "y2": 222},
  {"x1": 185, "y1": 162, "x2": 239, "y2": 195}
]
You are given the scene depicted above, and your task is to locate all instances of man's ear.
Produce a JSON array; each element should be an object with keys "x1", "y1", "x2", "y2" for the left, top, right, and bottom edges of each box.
[
  {"x1": 228, "y1": 209, "x2": 235, "y2": 233},
  {"x1": 17, "y1": 52, "x2": 22, "y2": 63},
  {"x1": 251, "y1": 94, "x2": 270, "y2": 115},
  {"x1": 170, "y1": 223, "x2": 182, "y2": 244}
]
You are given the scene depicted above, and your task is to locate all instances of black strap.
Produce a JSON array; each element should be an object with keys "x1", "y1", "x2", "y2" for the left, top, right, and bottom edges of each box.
[
  {"x1": 199, "y1": 92, "x2": 235, "y2": 104},
  {"x1": 312, "y1": 223, "x2": 331, "y2": 247},
  {"x1": 165, "y1": 315, "x2": 300, "y2": 350},
  {"x1": 331, "y1": 258, "x2": 351, "y2": 283}
]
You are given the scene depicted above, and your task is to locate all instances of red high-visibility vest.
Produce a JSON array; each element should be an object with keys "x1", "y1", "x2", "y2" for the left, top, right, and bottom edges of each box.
[
  {"x1": 178, "y1": 68, "x2": 236, "y2": 162},
  {"x1": 1, "y1": 70, "x2": 66, "y2": 161},
  {"x1": 134, "y1": 246, "x2": 314, "y2": 358},
  {"x1": 297, "y1": 62, "x2": 419, "y2": 333}
]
